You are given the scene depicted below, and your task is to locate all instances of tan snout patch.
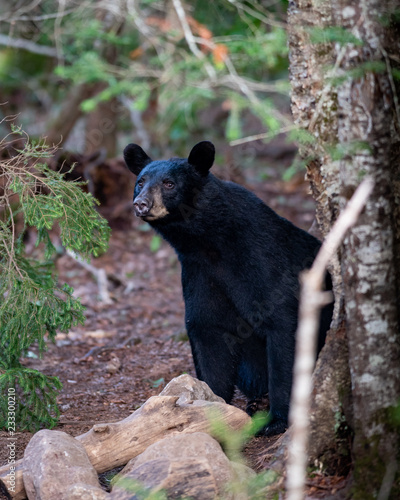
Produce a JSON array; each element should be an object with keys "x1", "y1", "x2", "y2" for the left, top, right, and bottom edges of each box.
[{"x1": 149, "y1": 186, "x2": 169, "y2": 219}]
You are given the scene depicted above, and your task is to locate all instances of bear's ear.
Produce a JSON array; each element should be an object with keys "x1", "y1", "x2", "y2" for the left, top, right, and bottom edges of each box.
[
  {"x1": 123, "y1": 144, "x2": 152, "y2": 176},
  {"x1": 188, "y1": 141, "x2": 215, "y2": 176}
]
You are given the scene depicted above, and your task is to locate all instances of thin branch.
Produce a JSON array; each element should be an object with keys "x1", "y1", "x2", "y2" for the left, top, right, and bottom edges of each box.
[
  {"x1": 229, "y1": 125, "x2": 296, "y2": 146},
  {"x1": 67, "y1": 250, "x2": 112, "y2": 305},
  {"x1": 1, "y1": 7, "x2": 77, "y2": 22},
  {"x1": 119, "y1": 95, "x2": 151, "y2": 151},
  {"x1": 189, "y1": 34, "x2": 290, "y2": 127},
  {"x1": 226, "y1": 0, "x2": 286, "y2": 29},
  {"x1": 0, "y1": 34, "x2": 59, "y2": 59},
  {"x1": 0, "y1": 0, "x2": 42, "y2": 22},
  {"x1": 285, "y1": 176, "x2": 375, "y2": 500},
  {"x1": 171, "y1": 0, "x2": 216, "y2": 79},
  {"x1": 54, "y1": 0, "x2": 66, "y2": 64},
  {"x1": 217, "y1": 74, "x2": 289, "y2": 95}
]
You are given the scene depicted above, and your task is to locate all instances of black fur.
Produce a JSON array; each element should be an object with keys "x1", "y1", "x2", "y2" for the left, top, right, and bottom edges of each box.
[{"x1": 124, "y1": 141, "x2": 333, "y2": 436}]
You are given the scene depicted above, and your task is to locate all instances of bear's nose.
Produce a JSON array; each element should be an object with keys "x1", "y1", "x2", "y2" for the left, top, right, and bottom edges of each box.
[{"x1": 133, "y1": 198, "x2": 151, "y2": 216}]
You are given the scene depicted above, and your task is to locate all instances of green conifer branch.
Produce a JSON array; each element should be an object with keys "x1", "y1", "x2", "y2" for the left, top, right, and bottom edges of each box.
[{"x1": 0, "y1": 125, "x2": 110, "y2": 430}]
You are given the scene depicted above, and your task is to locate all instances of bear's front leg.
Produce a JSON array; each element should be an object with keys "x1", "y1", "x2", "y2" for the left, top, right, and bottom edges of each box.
[{"x1": 186, "y1": 321, "x2": 240, "y2": 403}]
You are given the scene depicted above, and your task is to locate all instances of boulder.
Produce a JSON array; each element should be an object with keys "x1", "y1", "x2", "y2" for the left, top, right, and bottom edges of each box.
[
  {"x1": 159, "y1": 374, "x2": 225, "y2": 404},
  {"x1": 111, "y1": 432, "x2": 235, "y2": 499},
  {"x1": 22, "y1": 429, "x2": 108, "y2": 500}
]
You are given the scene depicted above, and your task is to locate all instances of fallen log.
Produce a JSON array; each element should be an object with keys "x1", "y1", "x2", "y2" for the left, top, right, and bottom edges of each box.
[
  {"x1": 77, "y1": 396, "x2": 250, "y2": 473},
  {"x1": 0, "y1": 395, "x2": 250, "y2": 499}
]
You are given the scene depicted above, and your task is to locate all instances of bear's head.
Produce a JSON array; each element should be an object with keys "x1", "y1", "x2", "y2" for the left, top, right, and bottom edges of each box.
[{"x1": 123, "y1": 141, "x2": 215, "y2": 223}]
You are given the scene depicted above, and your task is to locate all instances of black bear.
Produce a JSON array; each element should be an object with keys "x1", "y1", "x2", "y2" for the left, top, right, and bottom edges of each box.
[{"x1": 124, "y1": 140, "x2": 333, "y2": 436}]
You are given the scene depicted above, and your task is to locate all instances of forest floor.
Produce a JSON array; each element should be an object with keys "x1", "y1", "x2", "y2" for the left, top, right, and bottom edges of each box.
[{"x1": 0, "y1": 167, "x2": 346, "y2": 499}]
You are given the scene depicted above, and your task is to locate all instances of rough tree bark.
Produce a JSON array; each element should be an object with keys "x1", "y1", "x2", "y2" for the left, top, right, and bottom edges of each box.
[
  {"x1": 288, "y1": 1, "x2": 400, "y2": 498},
  {"x1": 288, "y1": 0, "x2": 350, "y2": 466}
]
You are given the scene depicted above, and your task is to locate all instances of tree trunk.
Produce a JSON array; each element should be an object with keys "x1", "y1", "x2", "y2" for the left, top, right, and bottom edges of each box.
[
  {"x1": 45, "y1": 83, "x2": 98, "y2": 148},
  {"x1": 288, "y1": 0, "x2": 400, "y2": 496},
  {"x1": 84, "y1": 84, "x2": 119, "y2": 158},
  {"x1": 333, "y1": 2, "x2": 400, "y2": 497},
  {"x1": 288, "y1": 0, "x2": 350, "y2": 465}
]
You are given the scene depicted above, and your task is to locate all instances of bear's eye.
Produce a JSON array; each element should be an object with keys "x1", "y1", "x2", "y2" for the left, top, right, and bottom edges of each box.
[
  {"x1": 163, "y1": 180, "x2": 175, "y2": 189},
  {"x1": 137, "y1": 178, "x2": 145, "y2": 188}
]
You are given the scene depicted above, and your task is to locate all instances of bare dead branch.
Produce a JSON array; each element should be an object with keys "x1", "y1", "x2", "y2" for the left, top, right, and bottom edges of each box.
[
  {"x1": 285, "y1": 176, "x2": 375, "y2": 500},
  {"x1": 226, "y1": 0, "x2": 286, "y2": 29},
  {"x1": 1, "y1": 7, "x2": 77, "y2": 22},
  {"x1": 171, "y1": 0, "x2": 216, "y2": 79},
  {"x1": 229, "y1": 125, "x2": 296, "y2": 146},
  {"x1": 0, "y1": 0, "x2": 42, "y2": 22},
  {"x1": 67, "y1": 249, "x2": 112, "y2": 305},
  {"x1": 119, "y1": 95, "x2": 151, "y2": 151},
  {"x1": 0, "y1": 34, "x2": 59, "y2": 58}
]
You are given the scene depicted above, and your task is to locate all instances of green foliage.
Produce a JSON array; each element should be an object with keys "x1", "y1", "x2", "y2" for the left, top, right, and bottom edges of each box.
[
  {"x1": 0, "y1": 367, "x2": 62, "y2": 431},
  {"x1": 309, "y1": 26, "x2": 363, "y2": 46},
  {"x1": 389, "y1": 400, "x2": 400, "y2": 427},
  {"x1": 149, "y1": 377, "x2": 164, "y2": 388},
  {"x1": 288, "y1": 128, "x2": 316, "y2": 146},
  {"x1": 329, "y1": 60, "x2": 387, "y2": 86},
  {"x1": 54, "y1": 51, "x2": 110, "y2": 85},
  {"x1": 0, "y1": 0, "x2": 290, "y2": 150},
  {"x1": 111, "y1": 477, "x2": 167, "y2": 500},
  {"x1": 150, "y1": 235, "x2": 162, "y2": 253},
  {"x1": 208, "y1": 410, "x2": 280, "y2": 499},
  {"x1": 227, "y1": 28, "x2": 289, "y2": 76},
  {"x1": 0, "y1": 126, "x2": 110, "y2": 430},
  {"x1": 209, "y1": 410, "x2": 269, "y2": 462},
  {"x1": 325, "y1": 141, "x2": 371, "y2": 161},
  {"x1": 282, "y1": 155, "x2": 309, "y2": 182}
]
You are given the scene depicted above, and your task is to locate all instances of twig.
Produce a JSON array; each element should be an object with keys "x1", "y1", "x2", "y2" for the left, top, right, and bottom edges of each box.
[
  {"x1": 0, "y1": 7, "x2": 77, "y2": 22},
  {"x1": 226, "y1": 0, "x2": 286, "y2": 29},
  {"x1": 285, "y1": 177, "x2": 375, "y2": 500},
  {"x1": 305, "y1": 479, "x2": 346, "y2": 491},
  {"x1": 0, "y1": 0, "x2": 42, "y2": 22},
  {"x1": 119, "y1": 95, "x2": 151, "y2": 151},
  {"x1": 66, "y1": 249, "x2": 112, "y2": 305},
  {"x1": 217, "y1": 74, "x2": 289, "y2": 95},
  {"x1": 54, "y1": 0, "x2": 66, "y2": 64},
  {"x1": 230, "y1": 125, "x2": 296, "y2": 146},
  {"x1": 171, "y1": 0, "x2": 216, "y2": 79},
  {"x1": 0, "y1": 34, "x2": 59, "y2": 58}
]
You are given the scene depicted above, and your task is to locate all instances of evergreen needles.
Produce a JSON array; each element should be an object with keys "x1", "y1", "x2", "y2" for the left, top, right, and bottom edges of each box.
[{"x1": 0, "y1": 124, "x2": 110, "y2": 431}]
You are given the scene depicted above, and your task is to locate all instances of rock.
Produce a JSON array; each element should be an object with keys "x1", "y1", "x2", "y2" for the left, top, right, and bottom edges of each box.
[
  {"x1": 111, "y1": 432, "x2": 235, "y2": 499},
  {"x1": 159, "y1": 374, "x2": 225, "y2": 404},
  {"x1": 106, "y1": 354, "x2": 121, "y2": 374},
  {"x1": 64, "y1": 483, "x2": 109, "y2": 500},
  {"x1": 230, "y1": 461, "x2": 256, "y2": 483},
  {"x1": 23, "y1": 429, "x2": 108, "y2": 500}
]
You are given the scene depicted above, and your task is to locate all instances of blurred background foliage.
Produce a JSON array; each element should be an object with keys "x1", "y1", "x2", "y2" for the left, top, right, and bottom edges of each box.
[
  {"x1": 0, "y1": 0, "x2": 295, "y2": 431},
  {"x1": 0, "y1": 0, "x2": 292, "y2": 163}
]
